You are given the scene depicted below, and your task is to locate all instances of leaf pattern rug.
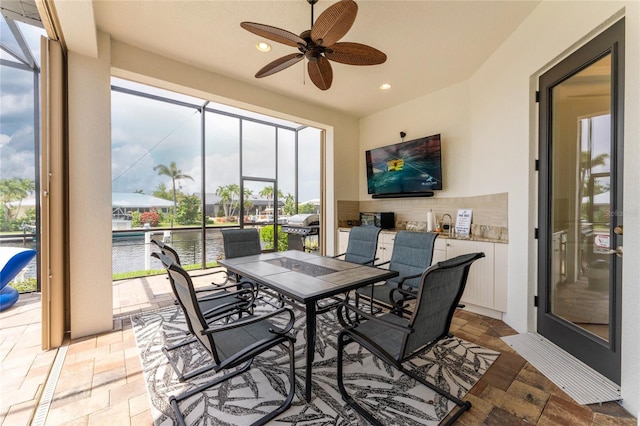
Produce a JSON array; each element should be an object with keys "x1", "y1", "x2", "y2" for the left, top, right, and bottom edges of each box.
[{"x1": 132, "y1": 298, "x2": 499, "y2": 425}]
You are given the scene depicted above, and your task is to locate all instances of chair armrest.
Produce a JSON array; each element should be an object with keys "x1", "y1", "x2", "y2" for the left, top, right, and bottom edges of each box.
[
  {"x1": 201, "y1": 303, "x2": 252, "y2": 323},
  {"x1": 198, "y1": 286, "x2": 254, "y2": 303},
  {"x1": 189, "y1": 269, "x2": 227, "y2": 279},
  {"x1": 355, "y1": 257, "x2": 379, "y2": 266},
  {"x1": 197, "y1": 280, "x2": 256, "y2": 294},
  {"x1": 203, "y1": 307, "x2": 296, "y2": 336},
  {"x1": 337, "y1": 302, "x2": 412, "y2": 334},
  {"x1": 396, "y1": 272, "x2": 422, "y2": 287},
  {"x1": 388, "y1": 286, "x2": 417, "y2": 310},
  {"x1": 332, "y1": 253, "x2": 346, "y2": 259},
  {"x1": 373, "y1": 260, "x2": 390, "y2": 268},
  {"x1": 216, "y1": 323, "x2": 296, "y2": 371}
]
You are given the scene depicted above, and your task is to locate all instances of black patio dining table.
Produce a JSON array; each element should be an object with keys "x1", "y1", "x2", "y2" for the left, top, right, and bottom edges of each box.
[{"x1": 217, "y1": 249, "x2": 398, "y2": 402}]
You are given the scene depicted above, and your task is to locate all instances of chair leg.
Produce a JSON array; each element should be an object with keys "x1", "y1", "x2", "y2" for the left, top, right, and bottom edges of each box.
[
  {"x1": 170, "y1": 359, "x2": 253, "y2": 426},
  {"x1": 337, "y1": 331, "x2": 383, "y2": 426},
  {"x1": 162, "y1": 345, "x2": 217, "y2": 382},
  {"x1": 163, "y1": 335, "x2": 196, "y2": 352},
  {"x1": 337, "y1": 330, "x2": 471, "y2": 426},
  {"x1": 250, "y1": 339, "x2": 296, "y2": 425},
  {"x1": 170, "y1": 339, "x2": 297, "y2": 426},
  {"x1": 401, "y1": 366, "x2": 472, "y2": 425}
]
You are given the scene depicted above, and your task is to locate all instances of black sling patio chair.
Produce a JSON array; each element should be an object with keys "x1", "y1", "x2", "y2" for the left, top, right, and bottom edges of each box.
[
  {"x1": 221, "y1": 227, "x2": 293, "y2": 309},
  {"x1": 151, "y1": 238, "x2": 251, "y2": 288},
  {"x1": 151, "y1": 252, "x2": 256, "y2": 357},
  {"x1": 155, "y1": 253, "x2": 297, "y2": 426},
  {"x1": 151, "y1": 251, "x2": 255, "y2": 319},
  {"x1": 337, "y1": 252, "x2": 485, "y2": 426},
  {"x1": 333, "y1": 225, "x2": 382, "y2": 266},
  {"x1": 220, "y1": 228, "x2": 263, "y2": 283},
  {"x1": 355, "y1": 230, "x2": 438, "y2": 315},
  {"x1": 151, "y1": 239, "x2": 256, "y2": 309}
]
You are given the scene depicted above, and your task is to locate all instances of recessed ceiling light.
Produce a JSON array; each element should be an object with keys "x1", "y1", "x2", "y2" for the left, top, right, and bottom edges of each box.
[
  {"x1": 380, "y1": 83, "x2": 392, "y2": 90},
  {"x1": 256, "y1": 42, "x2": 271, "y2": 52}
]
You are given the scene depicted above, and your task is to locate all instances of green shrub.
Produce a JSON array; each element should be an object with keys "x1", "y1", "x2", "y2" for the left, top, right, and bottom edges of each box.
[
  {"x1": 131, "y1": 211, "x2": 141, "y2": 227},
  {"x1": 12, "y1": 278, "x2": 37, "y2": 293},
  {"x1": 259, "y1": 225, "x2": 288, "y2": 251}
]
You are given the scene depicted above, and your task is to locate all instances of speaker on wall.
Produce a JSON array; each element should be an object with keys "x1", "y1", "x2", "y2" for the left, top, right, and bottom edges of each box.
[{"x1": 371, "y1": 192, "x2": 434, "y2": 199}]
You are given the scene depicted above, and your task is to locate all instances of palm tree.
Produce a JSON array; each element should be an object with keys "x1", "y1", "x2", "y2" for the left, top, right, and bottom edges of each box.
[
  {"x1": 259, "y1": 185, "x2": 284, "y2": 214},
  {"x1": 0, "y1": 178, "x2": 34, "y2": 220},
  {"x1": 153, "y1": 162, "x2": 193, "y2": 222},
  {"x1": 259, "y1": 185, "x2": 274, "y2": 212},
  {"x1": 215, "y1": 183, "x2": 242, "y2": 217},
  {"x1": 283, "y1": 193, "x2": 296, "y2": 216}
]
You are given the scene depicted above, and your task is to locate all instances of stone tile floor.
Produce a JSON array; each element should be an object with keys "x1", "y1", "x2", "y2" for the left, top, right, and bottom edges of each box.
[{"x1": 0, "y1": 270, "x2": 636, "y2": 425}]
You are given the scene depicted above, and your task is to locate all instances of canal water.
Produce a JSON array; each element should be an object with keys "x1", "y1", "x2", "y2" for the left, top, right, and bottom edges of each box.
[
  {"x1": 0, "y1": 229, "x2": 228, "y2": 284},
  {"x1": 113, "y1": 229, "x2": 227, "y2": 274}
]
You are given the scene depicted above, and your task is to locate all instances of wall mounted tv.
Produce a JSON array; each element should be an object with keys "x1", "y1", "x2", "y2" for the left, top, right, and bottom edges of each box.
[{"x1": 365, "y1": 133, "x2": 442, "y2": 198}]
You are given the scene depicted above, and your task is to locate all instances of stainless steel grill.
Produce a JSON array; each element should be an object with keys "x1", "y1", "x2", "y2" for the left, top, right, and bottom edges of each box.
[{"x1": 282, "y1": 214, "x2": 320, "y2": 251}]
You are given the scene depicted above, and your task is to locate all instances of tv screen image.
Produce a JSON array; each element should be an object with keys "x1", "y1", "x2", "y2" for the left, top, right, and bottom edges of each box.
[{"x1": 366, "y1": 134, "x2": 442, "y2": 195}]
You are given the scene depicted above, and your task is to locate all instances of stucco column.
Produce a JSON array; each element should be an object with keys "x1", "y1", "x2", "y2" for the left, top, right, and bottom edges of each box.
[{"x1": 68, "y1": 32, "x2": 113, "y2": 337}]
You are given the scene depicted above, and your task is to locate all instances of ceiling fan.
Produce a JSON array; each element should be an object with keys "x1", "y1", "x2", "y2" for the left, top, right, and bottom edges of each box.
[{"x1": 241, "y1": 0, "x2": 387, "y2": 91}]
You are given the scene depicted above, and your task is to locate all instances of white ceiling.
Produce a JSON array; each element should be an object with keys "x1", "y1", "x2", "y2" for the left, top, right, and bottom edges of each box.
[{"x1": 59, "y1": 0, "x2": 540, "y2": 118}]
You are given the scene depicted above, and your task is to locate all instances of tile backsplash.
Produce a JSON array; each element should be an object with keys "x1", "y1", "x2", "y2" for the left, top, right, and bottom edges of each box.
[{"x1": 337, "y1": 192, "x2": 508, "y2": 242}]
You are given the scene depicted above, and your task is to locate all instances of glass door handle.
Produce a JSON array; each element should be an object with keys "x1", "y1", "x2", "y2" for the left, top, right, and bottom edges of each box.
[{"x1": 606, "y1": 246, "x2": 623, "y2": 257}]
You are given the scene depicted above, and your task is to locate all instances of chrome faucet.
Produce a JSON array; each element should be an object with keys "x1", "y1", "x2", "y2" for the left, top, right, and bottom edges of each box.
[{"x1": 442, "y1": 213, "x2": 453, "y2": 237}]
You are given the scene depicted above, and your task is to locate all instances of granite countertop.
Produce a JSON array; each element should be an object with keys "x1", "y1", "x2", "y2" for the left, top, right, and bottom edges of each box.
[{"x1": 338, "y1": 225, "x2": 508, "y2": 244}]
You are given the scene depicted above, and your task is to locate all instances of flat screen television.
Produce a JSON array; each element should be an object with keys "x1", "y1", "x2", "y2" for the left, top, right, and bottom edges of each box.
[{"x1": 365, "y1": 133, "x2": 442, "y2": 196}]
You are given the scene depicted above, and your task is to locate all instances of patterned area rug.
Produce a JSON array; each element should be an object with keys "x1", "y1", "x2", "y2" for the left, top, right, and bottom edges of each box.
[{"x1": 132, "y1": 298, "x2": 499, "y2": 425}]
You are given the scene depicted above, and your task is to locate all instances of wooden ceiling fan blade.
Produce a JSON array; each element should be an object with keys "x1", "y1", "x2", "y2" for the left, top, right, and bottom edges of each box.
[
  {"x1": 241, "y1": 22, "x2": 306, "y2": 48},
  {"x1": 255, "y1": 53, "x2": 304, "y2": 78},
  {"x1": 307, "y1": 56, "x2": 333, "y2": 90},
  {"x1": 325, "y1": 42, "x2": 387, "y2": 65},
  {"x1": 310, "y1": 0, "x2": 358, "y2": 47}
]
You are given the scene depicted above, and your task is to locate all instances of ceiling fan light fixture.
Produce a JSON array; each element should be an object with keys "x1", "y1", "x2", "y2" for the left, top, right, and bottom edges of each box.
[
  {"x1": 380, "y1": 83, "x2": 392, "y2": 90},
  {"x1": 241, "y1": 0, "x2": 386, "y2": 91},
  {"x1": 256, "y1": 42, "x2": 271, "y2": 52}
]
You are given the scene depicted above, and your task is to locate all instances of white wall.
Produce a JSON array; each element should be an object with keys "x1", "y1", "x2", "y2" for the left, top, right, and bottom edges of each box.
[
  {"x1": 358, "y1": 0, "x2": 639, "y2": 416},
  {"x1": 68, "y1": 32, "x2": 113, "y2": 337},
  {"x1": 359, "y1": 81, "x2": 471, "y2": 198}
]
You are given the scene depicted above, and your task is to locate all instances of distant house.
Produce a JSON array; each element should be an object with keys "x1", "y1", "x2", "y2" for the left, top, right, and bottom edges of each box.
[
  {"x1": 7, "y1": 196, "x2": 36, "y2": 219},
  {"x1": 299, "y1": 199, "x2": 320, "y2": 214},
  {"x1": 111, "y1": 193, "x2": 174, "y2": 220},
  {"x1": 203, "y1": 193, "x2": 284, "y2": 218}
]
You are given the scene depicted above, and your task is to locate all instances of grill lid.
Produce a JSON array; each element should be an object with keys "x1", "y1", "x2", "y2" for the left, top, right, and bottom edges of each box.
[{"x1": 287, "y1": 214, "x2": 319, "y2": 227}]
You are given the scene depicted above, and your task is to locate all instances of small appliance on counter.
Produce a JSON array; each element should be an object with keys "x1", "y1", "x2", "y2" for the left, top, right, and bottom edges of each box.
[{"x1": 359, "y1": 212, "x2": 395, "y2": 229}]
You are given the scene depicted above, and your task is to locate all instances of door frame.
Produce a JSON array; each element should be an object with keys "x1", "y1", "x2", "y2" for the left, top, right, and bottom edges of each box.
[{"x1": 537, "y1": 19, "x2": 624, "y2": 383}]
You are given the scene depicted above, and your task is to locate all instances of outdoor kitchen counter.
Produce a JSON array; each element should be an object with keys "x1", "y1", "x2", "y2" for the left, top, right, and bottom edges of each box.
[{"x1": 337, "y1": 227, "x2": 509, "y2": 244}]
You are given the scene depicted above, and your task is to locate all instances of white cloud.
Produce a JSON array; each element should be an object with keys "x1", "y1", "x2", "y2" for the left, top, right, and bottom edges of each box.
[
  {"x1": 111, "y1": 143, "x2": 159, "y2": 193},
  {"x1": 0, "y1": 133, "x2": 10, "y2": 148},
  {"x1": 0, "y1": 93, "x2": 33, "y2": 116}
]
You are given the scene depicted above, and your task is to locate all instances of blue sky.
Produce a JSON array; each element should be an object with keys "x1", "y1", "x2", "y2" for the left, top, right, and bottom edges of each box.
[
  {"x1": 0, "y1": 18, "x2": 320, "y2": 203},
  {"x1": 110, "y1": 78, "x2": 321, "y2": 202},
  {"x1": 0, "y1": 20, "x2": 44, "y2": 182}
]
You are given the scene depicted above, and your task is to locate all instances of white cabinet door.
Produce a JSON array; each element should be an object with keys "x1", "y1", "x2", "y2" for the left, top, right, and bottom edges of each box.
[
  {"x1": 433, "y1": 237, "x2": 448, "y2": 263},
  {"x1": 445, "y1": 239, "x2": 494, "y2": 309},
  {"x1": 337, "y1": 229, "x2": 350, "y2": 255},
  {"x1": 493, "y1": 243, "x2": 508, "y2": 312},
  {"x1": 376, "y1": 232, "x2": 395, "y2": 267}
]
